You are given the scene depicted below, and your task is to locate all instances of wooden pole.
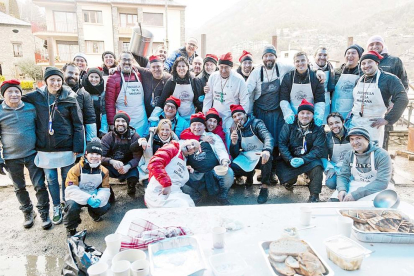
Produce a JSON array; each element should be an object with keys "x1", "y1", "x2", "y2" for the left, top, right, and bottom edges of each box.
[
  {"x1": 47, "y1": 37, "x2": 55, "y2": 66},
  {"x1": 272, "y1": 35, "x2": 278, "y2": 49},
  {"x1": 201, "y1": 34, "x2": 206, "y2": 58},
  {"x1": 348, "y1": 37, "x2": 354, "y2": 47}
]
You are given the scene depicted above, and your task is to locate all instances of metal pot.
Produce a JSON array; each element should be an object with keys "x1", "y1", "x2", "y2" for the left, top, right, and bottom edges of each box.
[
  {"x1": 373, "y1": 189, "x2": 400, "y2": 209},
  {"x1": 128, "y1": 23, "x2": 154, "y2": 57}
]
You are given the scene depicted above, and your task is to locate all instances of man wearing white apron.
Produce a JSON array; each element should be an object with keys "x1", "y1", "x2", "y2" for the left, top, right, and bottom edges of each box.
[
  {"x1": 229, "y1": 105, "x2": 274, "y2": 204},
  {"x1": 106, "y1": 52, "x2": 149, "y2": 137},
  {"x1": 203, "y1": 52, "x2": 249, "y2": 148},
  {"x1": 333, "y1": 127, "x2": 394, "y2": 202},
  {"x1": 323, "y1": 113, "x2": 352, "y2": 189},
  {"x1": 349, "y1": 51, "x2": 408, "y2": 148},
  {"x1": 63, "y1": 139, "x2": 111, "y2": 237},
  {"x1": 331, "y1": 44, "x2": 364, "y2": 120},
  {"x1": 145, "y1": 140, "x2": 200, "y2": 208},
  {"x1": 311, "y1": 47, "x2": 336, "y2": 124},
  {"x1": 280, "y1": 51, "x2": 326, "y2": 127}
]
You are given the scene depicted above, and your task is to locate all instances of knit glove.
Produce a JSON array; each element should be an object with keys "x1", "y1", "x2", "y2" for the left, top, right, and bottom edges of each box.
[
  {"x1": 290, "y1": 158, "x2": 304, "y2": 168},
  {"x1": 87, "y1": 197, "x2": 101, "y2": 208}
]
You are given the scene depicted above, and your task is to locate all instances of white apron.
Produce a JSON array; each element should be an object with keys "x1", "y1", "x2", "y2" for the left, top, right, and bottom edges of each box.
[
  {"x1": 331, "y1": 71, "x2": 359, "y2": 119},
  {"x1": 350, "y1": 72, "x2": 387, "y2": 147},
  {"x1": 35, "y1": 151, "x2": 75, "y2": 169},
  {"x1": 172, "y1": 82, "x2": 194, "y2": 121},
  {"x1": 78, "y1": 164, "x2": 103, "y2": 194},
  {"x1": 233, "y1": 126, "x2": 264, "y2": 172},
  {"x1": 290, "y1": 71, "x2": 314, "y2": 114},
  {"x1": 331, "y1": 152, "x2": 395, "y2": 201},
  {"x1": 331, "y1": 137, "x2": 353, "y2": 169},
  {"x1": 116, "y1": 72, "x2": 148, "y2": 137},
  {"x1": 145, "y1": 151, "x2": 195, "y2": 208},
  {"x1": 323, "y1": 70, "x2": 331, "y2": 123}
]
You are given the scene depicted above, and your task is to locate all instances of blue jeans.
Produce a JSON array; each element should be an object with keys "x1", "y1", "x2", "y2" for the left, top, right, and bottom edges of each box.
[
  {"x1": 325, "y1": 173, "x2": 337, "y2": 190},
  {"x1": 44, "y1": 164, "x2": 74, "y2": 206},
  {"x1": 5, "y1": 153, "x2": 49, "y2": 214},
  {"x1": 182, "y1": 168, "x2": 234, "y2": 201}
]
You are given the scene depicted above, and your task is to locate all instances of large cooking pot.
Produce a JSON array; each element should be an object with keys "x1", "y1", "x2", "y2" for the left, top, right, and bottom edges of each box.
[{"x1": 128, "y1": 23, "x2": 154, "y2": 57}]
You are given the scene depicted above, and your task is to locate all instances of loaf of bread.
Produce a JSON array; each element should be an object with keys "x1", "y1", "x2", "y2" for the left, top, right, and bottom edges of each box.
[{"x1": 269, "y1": 237, "x2": 310, "y2": 257}]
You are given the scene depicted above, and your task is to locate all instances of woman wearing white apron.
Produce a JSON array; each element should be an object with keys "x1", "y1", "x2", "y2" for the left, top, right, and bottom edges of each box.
[
  {"x1": 349, "y1": 51, "x2": 408, "y2": 148},
  {"x1": 63, "y1": 139, "x2": 111, "y2": 237},
  {"x1": 280, "y1": 52, "x2": 325, "y2": 127},
  {"x1": 331, "y1": 44, "x2": 364, "y2": 120},
  {"x1": 150, "y1": 57, "x2": 200, "y2": 123},
  {"x1": 323, "y1": 113, "x2": 353, "y2": 189},
  {"x1": 332, "y1": 127, "x2": 394, "y2": 202},
  {"x1": 145, "y1": 140, "x2": 200, "y2": 208}
]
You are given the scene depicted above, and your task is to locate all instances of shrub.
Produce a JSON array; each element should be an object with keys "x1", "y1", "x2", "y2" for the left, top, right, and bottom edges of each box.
[{"x1": 21, "y1": 80, "x2": 34, "y2": 90}]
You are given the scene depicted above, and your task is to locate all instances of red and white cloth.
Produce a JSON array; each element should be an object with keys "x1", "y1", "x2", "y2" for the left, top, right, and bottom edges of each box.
[{"x1": 120, "y1": 218, "x2": 192, "y2": 250}]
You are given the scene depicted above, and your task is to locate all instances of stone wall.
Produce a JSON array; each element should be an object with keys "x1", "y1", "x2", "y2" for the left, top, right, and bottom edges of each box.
[{"x1": 389, "y1": 131, "x2": 408, "y2": 147}]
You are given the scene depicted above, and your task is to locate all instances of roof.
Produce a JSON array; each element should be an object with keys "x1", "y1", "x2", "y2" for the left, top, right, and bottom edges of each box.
[
  {"x1": 33, "y1": 0, "x2": 185, "y2": 7},
  {"x1": 0, "y1": 12, "x2": 31, "y2": 26}
]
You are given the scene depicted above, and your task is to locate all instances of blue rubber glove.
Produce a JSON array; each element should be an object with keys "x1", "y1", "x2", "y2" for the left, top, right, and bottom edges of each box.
[
  {"x1": 87, "y1": 197, "x2": 101, "y2": 208},
  {"x1": 290, "y1": 158, "x2": 304, "y2": 168},
  {"x1": 150, "y1": 120, "x2": 158, "y2": 127},
  {"x1": 285, "y1": 114, "x2": 295, "y2": 124}
]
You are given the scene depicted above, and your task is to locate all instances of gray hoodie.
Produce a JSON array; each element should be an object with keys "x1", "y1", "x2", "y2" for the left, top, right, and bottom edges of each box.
[{"x1": 336, "y1": 143, "x2": 392, "y2": 200}]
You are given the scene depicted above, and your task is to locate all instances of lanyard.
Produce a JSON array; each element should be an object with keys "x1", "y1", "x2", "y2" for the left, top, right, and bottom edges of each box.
[
  {"x1": 151, "y1": 75, "x2": 164, "y2": 107},
  {"x1": 359, "y1": 76, "x2": 374, "y2": 117},
  {"x1": 47, "y1": 92, "x2": 58, "y2": 136}
]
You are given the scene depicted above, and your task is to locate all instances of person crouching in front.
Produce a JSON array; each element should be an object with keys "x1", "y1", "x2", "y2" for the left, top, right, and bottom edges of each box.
[{"x1": 63, "y1": 138, "x2": 111, "y2": 237}]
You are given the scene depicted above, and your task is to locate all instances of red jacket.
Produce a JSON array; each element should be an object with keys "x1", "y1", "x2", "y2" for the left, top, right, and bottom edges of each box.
[
  {"x1": 105, "y1": 71, "x2": 142, "y2": 125},
  {"x1": 148, "y1": 141, "x2": 183, "y2": 188},
  {"x1": 211, "y1": 123, "x2": 227, "y2": 149}
]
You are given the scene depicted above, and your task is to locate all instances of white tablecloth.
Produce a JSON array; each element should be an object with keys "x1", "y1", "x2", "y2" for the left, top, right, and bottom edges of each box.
[{"x1": 103, "y1": 201, "x2": 414, "y2": 276}]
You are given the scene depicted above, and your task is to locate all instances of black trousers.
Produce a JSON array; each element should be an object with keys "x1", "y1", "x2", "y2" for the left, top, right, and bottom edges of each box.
[
  {"x1": 285, "y1": 165, "x2": 323, "y2": 194},
  {"x1": 63, "y1": 200, "x2": 111, "y2": 230},
  {"x1": 231, "y1": 156, "x2": 273, "y2": 184}
]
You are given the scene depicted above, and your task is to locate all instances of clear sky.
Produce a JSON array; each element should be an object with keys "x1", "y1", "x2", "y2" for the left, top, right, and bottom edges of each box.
[{"x1": 175, "y1": 0, "x2": 241, "y2": 31}]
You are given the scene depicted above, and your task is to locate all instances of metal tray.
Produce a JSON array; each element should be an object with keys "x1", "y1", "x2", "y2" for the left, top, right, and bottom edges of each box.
[
  {"x1": 148, "y1": 236, "x2": 207, "y2": 276},
  {"x1": 338, "y1": 209, "x2": 414, "y2": 244},
  {"x1": 259, "y1": 240, "x2": 334, "y2": 276}
]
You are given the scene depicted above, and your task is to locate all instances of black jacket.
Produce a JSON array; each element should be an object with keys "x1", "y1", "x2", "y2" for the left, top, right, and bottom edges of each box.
[
  {"x1": 75, "y1": 87, "x2": 96, "y2": 124},
  {"x1": 334, "y1": 64, "x2": 362, "y2": 85},
  {"x1": 23, "y1": 86, "x2": 84, "y2": 153},
  {"x1": 230, "y1": 114, "x2": 274, "y2": 158},
  {"x1": 236, "y1": 67, "x2": 254, "y2": 82},
  {"x1": 379, "y1": 54, "x2": 408, "y2": 91},
  {"x1": 280, "y1": 69, "x2": 325, "y2": 104},
  {"x1": 326, "y1": 128, "x2": 349, "y2": 160},
  {"x1": 279, "y1": 118, "x2": 327, "y2": 164}
]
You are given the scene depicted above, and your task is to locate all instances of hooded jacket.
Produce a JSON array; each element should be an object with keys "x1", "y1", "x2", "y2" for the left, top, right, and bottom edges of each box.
[
  {"x1": 164, "y1": 46, "x2": 198, "y2": 72},
  {"x1": 336, "y1": 143, "x2": 392, "y2": 201},
  {"x1": 23, "y1": 86, "x2": 84, "y2": 153},
  {"x1": 230, "y1": 114, "x2": 274, "y2": 159},
  {"x1": 278, "y1": 118, "x2": 328, "y2": 164}
]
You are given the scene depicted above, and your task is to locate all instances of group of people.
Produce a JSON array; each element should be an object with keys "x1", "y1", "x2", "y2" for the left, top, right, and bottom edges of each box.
[{"x1": 0, "y1": 34, "x2": 408, "y2": 237}]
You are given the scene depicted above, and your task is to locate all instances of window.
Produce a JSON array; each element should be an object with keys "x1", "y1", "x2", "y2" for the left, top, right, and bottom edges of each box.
[
  {"x1": 57, "y1": 41, "x2": 79, "y2": 62},
  {"x1": 284, "y1": 53, "x2": 289, "y2": 58},
  {"x1": 122, "y1": 42, "x2": 130, "y2": 52},
  {"x1": 85, "y1": 41, "x2": 104, "y2": 54},
  {"x1": 12, "y1": 43, "x2": 23, "y2": 57},
  {"x1": 54, "y1": 11, "x2": 77, "y2": 32},
  {"x1": 143, "y1": 12, "x2": 163, "y2": 27},
  {"x1": 119, "y1": 13, "x2": 137, "y2": 27},
  {"x1": 83, "y1": 10, "x2": 103, "y2": 24}
]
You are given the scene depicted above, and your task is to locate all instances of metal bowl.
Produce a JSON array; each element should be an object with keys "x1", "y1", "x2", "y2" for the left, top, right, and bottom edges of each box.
[{"x1": 373, "y1": 190, "x2": 400, "y2": 209}]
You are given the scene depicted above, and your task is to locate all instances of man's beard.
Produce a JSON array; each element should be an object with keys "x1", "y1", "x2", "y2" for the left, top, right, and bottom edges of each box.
[
  {"x1": 65, "y1": 77, "x2": 78, "y2": 88},
  {"x1": 265, "y1": 61, "x2": 275, "y2": 70}
]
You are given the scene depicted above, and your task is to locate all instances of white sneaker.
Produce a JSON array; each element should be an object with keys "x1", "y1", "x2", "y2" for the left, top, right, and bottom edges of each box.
[{"x1": 52, "y1": 205, "x2": 62, "y2": 225}]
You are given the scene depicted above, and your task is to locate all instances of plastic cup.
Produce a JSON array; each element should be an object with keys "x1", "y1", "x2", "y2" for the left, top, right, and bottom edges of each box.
[
  {"x1": 130, "y1": 259, "x2": 149, "y2": 276},
  {"x1": 212, "y1": 227, "x2": 226, "y2": 249},
  {"x1": 87, "y1": 262, "x2": 108, "y2": 276},
  {"x1": 337, "y1": 216, "x2": 354, "y2": 238},
  {"x1": 111, "y1": 260, "x2": 131, "y2": 276},
  {"x1": 300, "y1": 207, "x2": 312, "y2": 226},
  {"x1": 105, "y1": 233, "x2": 122, "y2": 256}
]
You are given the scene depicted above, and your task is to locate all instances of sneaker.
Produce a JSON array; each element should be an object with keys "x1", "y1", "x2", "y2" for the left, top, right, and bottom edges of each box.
[
  {"x1": 284, "y1": 183, "x2": 295, "y2": 191},
  {"x1": 23, "y1": 211, "x2": 36, "y2": 229},
  {"x1": 127, "y1": 182, "x2": 136, "y2": 195},
  {"x1": 270, "y1": 172, "x2": 279, "y2": 185},
  {"x1": 308, "y1": 194, "x2": 320, "y2": 203},
  {"x1": 66, "y1": 228, "x2": 77, "y2": 238},
  {"x1": 235, "y1": 176, "x2": 245, "y2": 185},
  {"x1": 52, "y1": 205, "x2": 63, "y2": 225},
  {"x1": 257, "y1": 188, "x2": 269, "y2": 204},
  {"x1": 216, "y1": 198, "x2": 231, "y2": 206},
  {"x1": 40, "y1": 212, "x2": 52, "y2": 230}
]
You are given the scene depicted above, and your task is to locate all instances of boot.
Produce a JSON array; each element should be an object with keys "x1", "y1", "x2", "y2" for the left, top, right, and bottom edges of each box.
[
  {"x1": 235, "y1": 176, "x2": 245, "y2": 185},
  {"x1": 283, "y1": 182, "x2": 295, "y2": 191},
  {"x1": 109, "y1": 186, "x2": 116, "y2": 203},
  {"x1": 257, "y1": 188, "x2": 269, "y2": 204},
  {"x1": 256, "y1": 172, "x2": 262, "y2": 182},
  {"x1": 40, "y1": 212, "x2": 52, "y2": 230},
  {"x1": 23, "y1": 210, "x2": 36, "y2": 229},
  {"x1": 66, "y1": 228, "x2": 77, "y2": 238},
  {"x1": 245, "y1": 176, "x2": 253, "y2": 189},
  {"x1": 127, "y1": 178, "x2": 137, "y2": 195},
  {"x1": 270, "y1": 172, "x2": 279, "y2": 185},
  {"x1": 308, "y1": 194, "x2": 320, "y2": 203}
]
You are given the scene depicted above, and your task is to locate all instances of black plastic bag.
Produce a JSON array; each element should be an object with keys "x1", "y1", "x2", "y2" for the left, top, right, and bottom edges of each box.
[{"x1": 62, "y1": 230, "x2": 102, "y2": 276}]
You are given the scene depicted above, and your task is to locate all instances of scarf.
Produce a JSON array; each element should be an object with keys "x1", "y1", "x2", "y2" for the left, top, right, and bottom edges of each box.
[
  {"x1": 82, "y1": 76, "x2": 104, "y2": 95},
  {"x1": 179, "y1": 128, "x2": 201, "y2": 140}
]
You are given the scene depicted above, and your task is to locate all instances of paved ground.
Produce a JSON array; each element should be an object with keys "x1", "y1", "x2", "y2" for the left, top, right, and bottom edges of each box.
[{"x1": 0, "y1": 147, "x2": 413, "y2": 275}]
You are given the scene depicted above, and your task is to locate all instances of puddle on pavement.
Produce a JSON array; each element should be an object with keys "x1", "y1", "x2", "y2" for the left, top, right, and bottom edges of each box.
[{"x1": 0, "y1": 255, "x2": 63, "y2": 276}]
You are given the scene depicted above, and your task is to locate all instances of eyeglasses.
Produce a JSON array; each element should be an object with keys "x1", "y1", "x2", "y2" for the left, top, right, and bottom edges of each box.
[
  {"x1": 121, "y1": 59, "x2": 132, "y2": 63},
  {"x1": 187, "y1": 43, "x2": 197, "y2": 48}
]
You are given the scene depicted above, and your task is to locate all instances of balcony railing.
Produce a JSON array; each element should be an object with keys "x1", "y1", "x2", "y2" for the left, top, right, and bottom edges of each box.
[{"x1": 34, "y1": 21, "x2": 78, "y2": 33}]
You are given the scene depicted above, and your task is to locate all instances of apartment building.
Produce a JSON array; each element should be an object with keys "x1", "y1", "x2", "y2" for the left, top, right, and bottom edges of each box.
[{"x1": 32, "y1": 0, "x2": 186, "y2": 67}]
